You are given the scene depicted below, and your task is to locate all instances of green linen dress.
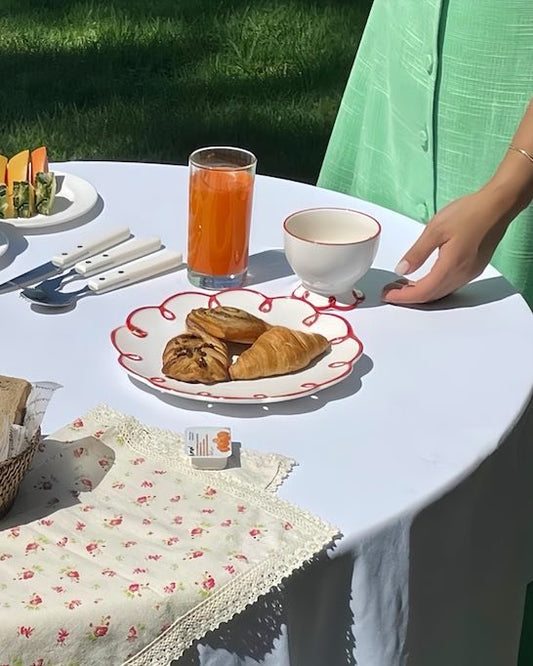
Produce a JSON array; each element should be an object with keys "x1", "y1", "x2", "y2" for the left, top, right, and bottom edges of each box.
[{"x1": 318, "y1": 0, "x2": 533, "y2": 307}]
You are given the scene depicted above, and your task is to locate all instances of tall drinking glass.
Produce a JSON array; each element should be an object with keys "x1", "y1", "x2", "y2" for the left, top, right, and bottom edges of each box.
[{"x1": 187, "y1": 146, "x2": 257, "y2": 289}]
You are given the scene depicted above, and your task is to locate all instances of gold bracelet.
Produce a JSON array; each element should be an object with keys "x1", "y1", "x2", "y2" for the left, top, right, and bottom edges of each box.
[{"x1": 509, "y1": 144, "x2": 533, "y2": 164}]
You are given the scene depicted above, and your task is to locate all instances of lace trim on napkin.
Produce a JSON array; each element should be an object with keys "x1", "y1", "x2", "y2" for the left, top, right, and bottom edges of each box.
[
  {"x1": 84, "y1": 405, "x2": 297, "y2": 494},
  {"x1": 72, "y1": 406, "x2": 339, "y2": 665}
]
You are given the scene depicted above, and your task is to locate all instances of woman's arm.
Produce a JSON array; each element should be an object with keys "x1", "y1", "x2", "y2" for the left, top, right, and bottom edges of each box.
[{"x1": 383, "y1": 98, "x2": 533, "y2": 305}]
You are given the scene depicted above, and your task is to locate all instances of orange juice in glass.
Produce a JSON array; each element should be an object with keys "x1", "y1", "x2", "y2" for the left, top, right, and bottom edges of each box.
[{"x1": 187, "y1": 146, "x2": 257, "y2": 289}]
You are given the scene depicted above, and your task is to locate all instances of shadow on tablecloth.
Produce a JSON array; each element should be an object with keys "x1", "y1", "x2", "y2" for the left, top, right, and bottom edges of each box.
[
  {"x1": 405, "y1": 397, "x2": 533, "y2": 665},
  {"x1": 1, "y1": 436, "x2": 114, "y2": 528},
  {"x1": 174, "y1": 550, "x2": 356, "y2": 666}
]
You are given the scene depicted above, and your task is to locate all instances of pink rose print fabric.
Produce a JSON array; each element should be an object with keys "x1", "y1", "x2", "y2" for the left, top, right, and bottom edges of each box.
[{"x1": 0, "y1": 409, "x2": 337, "y2": 665}]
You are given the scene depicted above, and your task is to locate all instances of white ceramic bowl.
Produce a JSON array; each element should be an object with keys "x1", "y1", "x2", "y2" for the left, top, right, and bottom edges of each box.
[{"x1": 283, "y1": 207, "x2": 381, "y2": 302}]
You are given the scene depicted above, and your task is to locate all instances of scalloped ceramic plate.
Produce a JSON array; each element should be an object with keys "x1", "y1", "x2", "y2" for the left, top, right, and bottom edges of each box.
[
  {"x1": 7, "y1": 172, "x2": 98, "y2": 229},
  {"x1": 111, "y1": 288, "x2": 364, "y2": 404}
]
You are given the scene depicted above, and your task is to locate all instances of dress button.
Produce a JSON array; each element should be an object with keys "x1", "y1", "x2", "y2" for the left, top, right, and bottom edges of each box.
[
  {"x1": 426, "y1": 54, "x2": 434, "y2": 75},
  {"x1": 419, "y1": 129, "x2": 429, "y2": 151},
  {"x1": 417, "y1": 203, "x2": 428, "y2": 220}
]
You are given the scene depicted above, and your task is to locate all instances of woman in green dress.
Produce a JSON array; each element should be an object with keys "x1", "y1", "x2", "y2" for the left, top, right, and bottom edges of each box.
[{"x1": 318, "y1": 0, "x2": 533, "y2": 308}]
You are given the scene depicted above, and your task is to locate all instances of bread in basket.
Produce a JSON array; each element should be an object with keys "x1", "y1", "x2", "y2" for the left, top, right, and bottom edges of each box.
[{"x1": 0, "y1": 375, "x2": 41, "y2": 518}]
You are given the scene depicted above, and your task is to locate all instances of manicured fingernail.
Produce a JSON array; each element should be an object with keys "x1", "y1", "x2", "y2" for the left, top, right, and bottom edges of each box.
[{"x1": 394, "y1": 259, "x2": 410, "y2": 275}]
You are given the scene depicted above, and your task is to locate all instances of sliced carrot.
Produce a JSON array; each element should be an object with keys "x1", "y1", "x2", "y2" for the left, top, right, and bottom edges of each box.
[
  {"x1": 31, "y1": 146, "x2": 49, "y2": 184},
  {"x1": 7, "y1": 150, "x2": 30, "y2": 190},
  {"x1": 0, "y1": 156, "x2": 7, "y2": 184}
]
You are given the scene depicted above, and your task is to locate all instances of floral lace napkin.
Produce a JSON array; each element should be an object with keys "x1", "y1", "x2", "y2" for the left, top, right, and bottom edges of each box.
[{"x1": 0, "y1": 407, "x2": 338, "y2": 666}]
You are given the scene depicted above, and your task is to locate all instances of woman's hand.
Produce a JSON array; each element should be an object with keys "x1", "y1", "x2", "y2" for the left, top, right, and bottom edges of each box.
[
  {"x1": 381, "y1": 99, "x2": 533, "y2": 305},
  {"x1": 382, "y1": 184, "x2": 518, "y2": 305}
]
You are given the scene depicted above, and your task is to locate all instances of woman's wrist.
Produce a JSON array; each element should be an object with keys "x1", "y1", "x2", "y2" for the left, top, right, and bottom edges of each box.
[{"x1": 486, "y1": 150, "x2": 533, "y2": 215}]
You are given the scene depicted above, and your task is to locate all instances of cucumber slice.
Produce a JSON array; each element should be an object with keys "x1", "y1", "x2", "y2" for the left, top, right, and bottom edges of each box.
[
  {"x1": 13, "y1": 181, "x2": 35, "y2": 218},
  {"x1": 34, "y1": 172, "x2": 56, "y2": 215},
  {"x1": 0, "y1": 184, "x2": 7, "y2": 219}
]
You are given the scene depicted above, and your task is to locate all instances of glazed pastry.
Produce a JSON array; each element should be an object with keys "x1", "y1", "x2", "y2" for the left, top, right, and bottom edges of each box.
[
  {"x1": 162, "y1": 332, "x2": 230, "y2": 384},
  {"x1": 229, "y1": 326, "x2": 330, "y2": 380},
  {"x1": 186, "y1": 306, "x2": 269, "y2": 344}
]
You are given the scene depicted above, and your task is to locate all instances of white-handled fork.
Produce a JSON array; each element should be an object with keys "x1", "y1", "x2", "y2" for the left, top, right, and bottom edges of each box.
[
  {"x1": 21, "y1": 249, "x2": 184, "y2": 309},
  {"x1": 30, "y1": 236, "x2": 162, "y2": 295}
]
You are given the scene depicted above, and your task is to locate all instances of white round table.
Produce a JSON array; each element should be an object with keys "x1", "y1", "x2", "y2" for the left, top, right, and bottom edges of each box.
[{"x1": 1, "y1": 161, "x2": 533, "y2": 666}]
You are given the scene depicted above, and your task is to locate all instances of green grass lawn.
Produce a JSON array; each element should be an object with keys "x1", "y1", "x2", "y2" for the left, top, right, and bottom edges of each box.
[{"x1": 0, "y1": 0, "x2": 372, "y2": 183}]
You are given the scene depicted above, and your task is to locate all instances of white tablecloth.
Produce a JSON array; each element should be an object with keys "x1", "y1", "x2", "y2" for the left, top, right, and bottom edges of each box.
[{"x1": 1, "y1": 161, "x2": 533, "y2": 666}]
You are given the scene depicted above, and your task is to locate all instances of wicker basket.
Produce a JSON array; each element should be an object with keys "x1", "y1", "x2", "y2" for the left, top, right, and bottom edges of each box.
[{"x1": 0, "y1": 427, "x2": 41, "y2": 519}]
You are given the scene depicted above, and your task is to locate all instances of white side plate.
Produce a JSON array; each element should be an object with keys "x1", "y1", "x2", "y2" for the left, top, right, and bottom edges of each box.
[
  {"x1": 111, "y1": 288, "x2": 364, "y2": 404},
  {"x1": 6, "y1": 172, "x2": 98, "y2": 230}
]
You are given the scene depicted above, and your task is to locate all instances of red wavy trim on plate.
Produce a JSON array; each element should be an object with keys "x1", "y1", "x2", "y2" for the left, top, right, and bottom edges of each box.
[
  {"x1": 292, "y1": 288, "x2": 365, "y2": 311},
  {"x1": 302, "y1": 313, "x2": 319, "y2": 327},
  {"x1": 329, "y1": 335, "x2": 351, "y2": 345},
  {"x1": 110, "y1": 327, "x2": 120, "y2": 349},
  {"x1": 130, "y1": 325, "x2": 148, "y2": 338},
  {"x1": 123, "y1": 353, "x2": 142, "y2": 361},
  {"x1": 208, "y1": 294, "x2": 223, "y2": 308},
  {"x1": 159, "y1": 305, "x2": 177, "y2": 320},
  {"x1": 208, "y1": 288, "x2": 275, "y2": 313},
  {"x1": 328, "y1": 361, "x2": 351, "y2": 368},
  {"x1": 258, "y1": 297, "x2": 273, "y2": 313}
]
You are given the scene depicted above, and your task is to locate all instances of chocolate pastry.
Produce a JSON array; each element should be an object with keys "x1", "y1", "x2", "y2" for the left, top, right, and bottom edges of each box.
[
  {"x1": 229, "y1": 326, "x2": 330, "y2": 380},
  {"x1": 162, "y1": 332, "x2": 230, "y2": 384},
  {"x1": 186, "y1": 306, "x2": 269, "y2": 344}
]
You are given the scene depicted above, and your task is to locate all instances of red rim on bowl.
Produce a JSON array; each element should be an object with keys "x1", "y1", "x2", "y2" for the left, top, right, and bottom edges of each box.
[{"x1": 283, "y1": 207, "x2": 382, "y2": 246}]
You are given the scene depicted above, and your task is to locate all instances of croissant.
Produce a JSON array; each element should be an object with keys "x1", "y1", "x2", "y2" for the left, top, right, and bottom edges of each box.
[
  {"x1": 229, "y1": 326, "x2": 330, "y2": 380},
  {"x1": 162, "y1": 332, "x2": 230, "y2": 384},
  {"x1": 186, "y1": 306, "x2": 269, "y2": 344}
]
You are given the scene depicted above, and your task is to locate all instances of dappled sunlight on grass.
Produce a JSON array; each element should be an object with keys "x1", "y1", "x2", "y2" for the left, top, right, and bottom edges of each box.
[{"x1": 1, "y1": 0, "x2": 373, "y2": 182}]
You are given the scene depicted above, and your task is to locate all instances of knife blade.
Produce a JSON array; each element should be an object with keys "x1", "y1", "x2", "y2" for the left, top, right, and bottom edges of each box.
[{"x1": 0, "y1": 225, "x2": 131, "y2": 292}]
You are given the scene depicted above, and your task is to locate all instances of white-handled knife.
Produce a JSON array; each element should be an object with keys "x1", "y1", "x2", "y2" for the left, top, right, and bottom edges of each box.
[
  {"x1": 87, "y1": 249, "x2": 183, "y2": 293},
  {"x1": 0, "y1": 225, "x2": 131, "y2": 291},
  {"x1": 74, "y1": 236, "x2": 161, "y2": 277},
  {"x1": 21, "y1": 250, "x2": 184, "y2": 308},
  {"x1": 32, "y1": 237, "x2": 163, "y2": 292}
]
